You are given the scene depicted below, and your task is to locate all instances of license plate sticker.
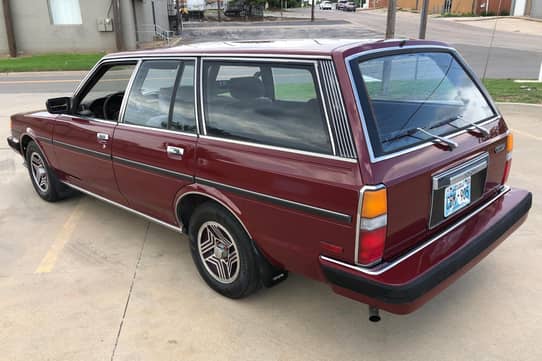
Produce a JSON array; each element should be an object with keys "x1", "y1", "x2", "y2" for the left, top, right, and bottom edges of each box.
[{"x1": 444, "y1": 177, "x2": 471, "y2": 218}]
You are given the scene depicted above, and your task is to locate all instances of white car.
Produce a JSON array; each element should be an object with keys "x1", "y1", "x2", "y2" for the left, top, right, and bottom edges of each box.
[{"x1": 319, "y1": 1, "x2": 333, "y2": 9}]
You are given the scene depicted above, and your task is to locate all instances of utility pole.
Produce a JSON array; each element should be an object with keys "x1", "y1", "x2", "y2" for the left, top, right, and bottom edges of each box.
[
  {"x1": 418, "y1": 0, "x2": 429, "y2": 39},
  {"x1": 217, "y1": 0, "x2": 221, "y2": 22},
  {"x1": 2, "y1": 0, "x2": 16, "y2": 57},
  {"x1": 111, "y1": 0, "x2": 124, "y2": 51},
  {"x1": 385, "y1": 0, "x2": 396, "y2": 39},
  {"x1": 176, "y1": 0, "x2": 182, "y2": 34},
  {"x1": 311, "y1": 0, "x2": 315, "y2": 22}
]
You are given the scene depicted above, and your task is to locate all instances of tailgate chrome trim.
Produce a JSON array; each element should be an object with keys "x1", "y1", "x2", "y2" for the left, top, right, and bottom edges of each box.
[
  {"x1": 321, "y1": 185, "x2": 510, "y2": 276},
  {"x1": 432, "y1": 152, "x2": 489, "y2": 190}
]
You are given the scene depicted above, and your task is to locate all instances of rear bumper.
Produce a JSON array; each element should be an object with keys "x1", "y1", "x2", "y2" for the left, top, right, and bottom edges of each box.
[
  {"x1": 6, "y1": 136, "x2": 21, "y2": 154},
  {"x1": 320, "y1": 187, "x2": 532, "y2": 314}
]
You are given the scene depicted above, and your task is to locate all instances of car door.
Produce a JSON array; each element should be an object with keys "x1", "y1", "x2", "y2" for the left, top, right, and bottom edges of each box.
[
  {"x1": 112, "y1": 59, "x2": 198, "y2": 225},
  {"x1": 53, "y1": 60, "x2": 137, "y2": 204}
]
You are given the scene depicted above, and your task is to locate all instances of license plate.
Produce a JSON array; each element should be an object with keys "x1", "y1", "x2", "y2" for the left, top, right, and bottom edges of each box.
[{"x1": 444, "y1": 177, "x2": 471, "y2": 218}]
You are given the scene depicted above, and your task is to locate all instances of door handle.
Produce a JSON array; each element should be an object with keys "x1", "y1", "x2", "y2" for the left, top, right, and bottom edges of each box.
[
  {"x1": 97, "y1": 133, "x2": 109, "y2": 141},
  {"x1": 167, "y1": 146, "x2": 184, "y2": 156}
]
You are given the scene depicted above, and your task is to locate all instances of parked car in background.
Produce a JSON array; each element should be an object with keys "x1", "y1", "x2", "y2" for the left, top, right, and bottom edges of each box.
[
  {"x1": 343, "y1": 1, "x2": 357, "y2": 11},
  {"x1": 224, "y1": 0, "x2": 245, "y2": 16},
  {"x1": 336, "y1": 0, "x2": 348, "y2": 10},
  {"x1": 7, "y1": 39, "x2": 531, "y2": 321},
  {"x1": 319, "y1": 1, "x2": 333, "y2": 9}
]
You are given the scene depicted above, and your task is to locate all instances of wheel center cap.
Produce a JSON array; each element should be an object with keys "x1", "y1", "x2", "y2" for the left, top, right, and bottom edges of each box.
[
  {"x1": 37, "y1": 168, "x2": 46, "y2": 178},
  {"x1": 214, "y1": 243, "x2": 228, "y2": 259}
]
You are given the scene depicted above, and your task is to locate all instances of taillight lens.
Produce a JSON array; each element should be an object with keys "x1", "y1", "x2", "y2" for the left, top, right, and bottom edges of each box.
[
  {"x1": 357, "y1": 187, "x2": 387, "y2": 266},
  {"x1": 502, "y1": 133, "x2": 513, "y2": 184}
]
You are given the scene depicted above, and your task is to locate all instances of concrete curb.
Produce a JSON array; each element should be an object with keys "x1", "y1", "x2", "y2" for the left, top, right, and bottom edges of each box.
[
  {"x1": 0, "y1": 70, "x2": 89, "y2": 76},
  {"x1": 497, "y1": 102, "x2": 542, "y2": 107}
]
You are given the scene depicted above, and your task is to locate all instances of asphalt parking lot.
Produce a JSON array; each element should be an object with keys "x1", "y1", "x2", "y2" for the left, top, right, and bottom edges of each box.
[{"x1": 0, "y1": 89, "x2": 541, "y2": 359}]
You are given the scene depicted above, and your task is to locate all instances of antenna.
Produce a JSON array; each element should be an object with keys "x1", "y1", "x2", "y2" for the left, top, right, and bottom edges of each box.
[{"x1": 482, "y1": 0, "x2": 503, "y2": 80}]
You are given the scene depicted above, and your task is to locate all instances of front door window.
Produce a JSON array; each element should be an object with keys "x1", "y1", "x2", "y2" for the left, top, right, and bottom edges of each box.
[{"x1": 75, "y1": 63, "x2": 136, "y2": 121}]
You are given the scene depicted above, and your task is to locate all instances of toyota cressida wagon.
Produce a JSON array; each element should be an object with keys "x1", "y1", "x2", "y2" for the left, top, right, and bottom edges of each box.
[{"x1": 6, "y1": 39, "x2": 532, "y2": 320}]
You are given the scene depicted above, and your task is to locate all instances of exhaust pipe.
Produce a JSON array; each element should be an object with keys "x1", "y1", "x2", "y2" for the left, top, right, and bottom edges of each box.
[{"x1": 368, "y1": 306, "x2": 381, "y2": 322}]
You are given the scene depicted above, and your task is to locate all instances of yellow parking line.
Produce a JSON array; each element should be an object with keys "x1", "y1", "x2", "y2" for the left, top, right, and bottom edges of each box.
[
  {"x1": 34, "y1": 201, "x2": 85, "y2": 273},
  {"x1": 513, "y1": 129, "x2": 542, "y2": 142}
]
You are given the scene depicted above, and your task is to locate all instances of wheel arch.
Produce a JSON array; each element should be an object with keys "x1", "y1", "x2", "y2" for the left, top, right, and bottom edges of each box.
[
  {"x1": 19, "y1": 133, "x2": 51, "y2": 165},
  {"x1": 175, "y1": 189, "x2": 253, "y2": 240}
]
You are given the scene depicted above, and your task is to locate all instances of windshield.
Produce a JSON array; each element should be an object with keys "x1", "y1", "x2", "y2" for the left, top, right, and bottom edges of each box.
[{"x1": 351, "y1": 51, "x2": 496, "y2": 157}]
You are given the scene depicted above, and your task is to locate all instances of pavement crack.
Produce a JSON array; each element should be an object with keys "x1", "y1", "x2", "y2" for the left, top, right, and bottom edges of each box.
[{"x1": 110, "y1": 222, "x2": 150, "y2": 361}]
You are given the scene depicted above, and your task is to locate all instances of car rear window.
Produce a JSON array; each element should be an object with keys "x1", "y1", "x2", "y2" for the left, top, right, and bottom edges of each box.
[{"x1": 351, "y1": 51, "x2": 496, "y2": 158}]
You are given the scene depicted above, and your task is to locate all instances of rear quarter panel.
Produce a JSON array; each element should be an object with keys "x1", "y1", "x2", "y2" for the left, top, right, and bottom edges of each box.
[{"x1": 195, "y1": 137, "x2": 362, "y2": 280}]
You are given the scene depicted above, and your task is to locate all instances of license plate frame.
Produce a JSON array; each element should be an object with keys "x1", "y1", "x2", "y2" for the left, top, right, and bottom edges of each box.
[{"x1": 444, "y1": 177, "x2": 472, "y2": 218}]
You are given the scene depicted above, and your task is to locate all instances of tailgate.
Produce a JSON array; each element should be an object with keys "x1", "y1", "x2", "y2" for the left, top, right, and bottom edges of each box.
[{"x1": 347, "y1": 47, "x2": 512, "y2": 261}]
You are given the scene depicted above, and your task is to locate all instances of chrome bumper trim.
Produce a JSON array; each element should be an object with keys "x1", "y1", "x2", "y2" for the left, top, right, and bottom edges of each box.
[{"x1": 321, "y1": 185, "x2": 511, "y2": 276}]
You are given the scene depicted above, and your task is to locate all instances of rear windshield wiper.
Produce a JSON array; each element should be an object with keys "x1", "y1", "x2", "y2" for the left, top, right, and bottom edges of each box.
[
  {"x1": 415, "y1": 127, "x2": 458, "y2": 150},
  {"x1": 428, "y1": 115, "x2": 489, "y2": 136},
  {"x1": 382, "y1": 126, "x2": 457, "y2": 150}
]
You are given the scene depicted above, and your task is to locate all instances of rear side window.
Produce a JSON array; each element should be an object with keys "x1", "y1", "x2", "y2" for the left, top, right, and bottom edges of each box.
[
  {"x1": 202, "y1": 61, "x2": 332, "y2": 155},
  {"x1": 352, "y1": 51, "x2": 495, "y2": 157}
]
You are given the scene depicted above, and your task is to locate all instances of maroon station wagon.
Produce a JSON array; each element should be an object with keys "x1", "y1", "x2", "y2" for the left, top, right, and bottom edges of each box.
[{"x1": 7, "y1": 39, "x2": 532, "y2": 320}]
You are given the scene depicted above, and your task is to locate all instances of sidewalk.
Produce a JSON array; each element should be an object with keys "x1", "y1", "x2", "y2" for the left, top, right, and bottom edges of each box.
[{"x1": 439, "y1": 16, "x2": 542, "y2": 36}]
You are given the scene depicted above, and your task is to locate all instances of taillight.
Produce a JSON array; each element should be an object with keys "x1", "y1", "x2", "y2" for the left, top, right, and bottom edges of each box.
[
  {"x1": 356, "y1": 186, "x2": 387, "y2": 266},
  {"x1": 502, "y1": 133, "x2": 513, "y2": 184}
]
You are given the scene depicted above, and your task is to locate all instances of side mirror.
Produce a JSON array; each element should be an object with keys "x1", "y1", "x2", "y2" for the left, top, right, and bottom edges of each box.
[{"x1": 46, "y1": 97, "x2": 71, "y2": 114}]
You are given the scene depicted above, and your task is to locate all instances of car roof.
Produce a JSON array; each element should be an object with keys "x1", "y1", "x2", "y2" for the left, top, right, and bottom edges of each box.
[{"x1": 104, "y1": 39, "x2": 451, "y2": 59}]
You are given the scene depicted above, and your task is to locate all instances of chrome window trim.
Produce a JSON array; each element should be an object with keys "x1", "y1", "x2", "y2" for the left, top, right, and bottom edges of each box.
[
  {"x1": 117, "y1": 60, "x2": 142, "y2": 124},
  {"x1": 199, "y1": 57, "x2": 338, "y2": 157},
  {"x1": 175, "y1": 191, "x2": 253, "y2": 239},
  {"x1": 118, "y1": 57, "x2": 200, "y2": 134},
  {"x1": 355, "y1": 184, "x2": 386, "y2": 266},
  {"x1": 72, "y1": 58, "x2": 140, "y2": 103},
  {"x1": 116, "y1": 122, "x2": 198, "y2": 137},
  {"x1": 196, "y1": 177, "x2": 352, "y2": 224},
  {"x1": 319, "y1": 60, "x2": 358, "y2": 159},
  {"x1": 199, "y1": 135, "x2": 358, "y2": 163},
  {"x1": 61, "y1": 181, "x2": 183, "y2": 234},
  {"x1": 327, "y1": 185, "x2": 511, "y2": 276},
  {"x1": 104, "y1": 53, "x2": 334, "y2": 61},
  {"x1": 344, "y1": 45, "x2": 502, "y2": 163}
]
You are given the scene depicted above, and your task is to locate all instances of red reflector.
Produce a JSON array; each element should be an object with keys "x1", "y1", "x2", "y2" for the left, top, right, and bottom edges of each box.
[
  {"x1": 358, "y1": 227, "x2": 386, "y2": 265},
  {"x1": 320, "y1": 241, "x2": 343, "y2": 255},
  {"x1": 502, "y1": 160, "x2": 512, "y2": 184}
]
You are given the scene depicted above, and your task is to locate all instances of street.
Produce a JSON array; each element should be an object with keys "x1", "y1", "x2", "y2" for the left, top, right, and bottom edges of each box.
[{"x1": 180, "y1": 8, "x2": 542, "y2": 79}]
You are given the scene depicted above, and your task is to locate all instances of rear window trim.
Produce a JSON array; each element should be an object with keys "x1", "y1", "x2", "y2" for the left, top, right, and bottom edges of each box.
[{"x1": 345, "y1": 46, "x2": 501, "y2": 163}]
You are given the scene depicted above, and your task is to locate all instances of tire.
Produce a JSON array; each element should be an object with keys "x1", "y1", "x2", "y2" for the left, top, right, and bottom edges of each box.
[
  {"x1": 189, "y1": 202, "x2": 261, "y2": 299},
  {"x1": 26, "y1": 141, "x2": 66, "y2": 202}
]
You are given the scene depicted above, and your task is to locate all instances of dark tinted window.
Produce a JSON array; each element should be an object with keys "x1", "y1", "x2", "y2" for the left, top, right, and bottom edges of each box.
[
  {"x1": 124, "y1": 60, "x2": 196, "y2": 133},
  {"x1": 203, "y1": 61, "x2": 332, "y2": 155},
  {"x1": 353, "y1": 52, "x2": 495, "y2": 157}
]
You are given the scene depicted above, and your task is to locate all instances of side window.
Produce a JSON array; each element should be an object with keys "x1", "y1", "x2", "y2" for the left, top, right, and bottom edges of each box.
[
  {"x1": 76, "y1": 63, "x2": 136, "y2": 121},
  {"x1": 123, "y1": 60, "x2": 181, "y2": 130},
  {"x1": 123, "y1": 60, "x2": 197, "y2": 133},
  {"x1": 203, "y1": 61, "x2": 332, "y2": 155}
]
